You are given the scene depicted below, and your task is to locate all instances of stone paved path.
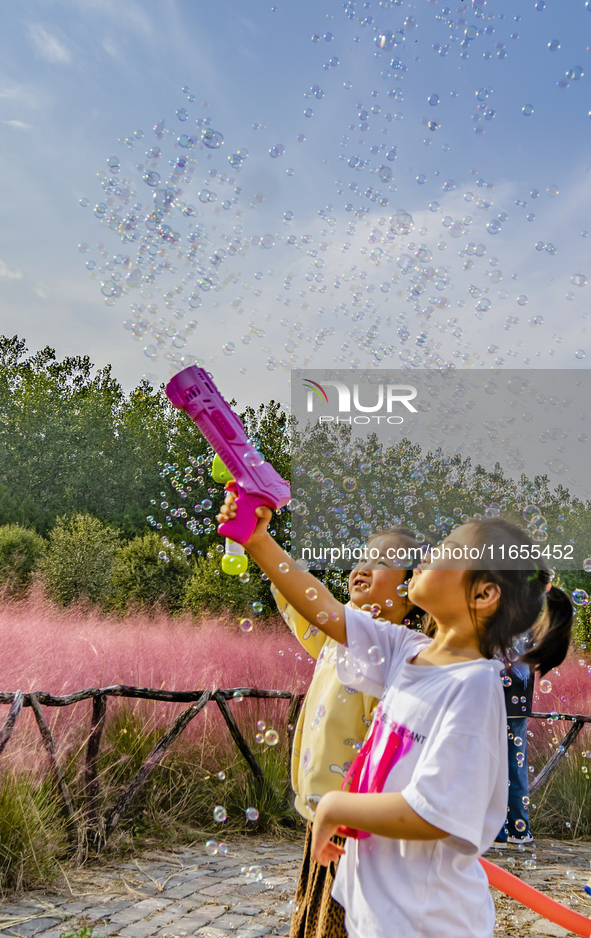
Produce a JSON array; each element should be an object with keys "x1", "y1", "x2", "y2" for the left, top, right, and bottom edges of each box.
[{"x1": 1, "y1": 836, "x2": 591, "y2": 938}]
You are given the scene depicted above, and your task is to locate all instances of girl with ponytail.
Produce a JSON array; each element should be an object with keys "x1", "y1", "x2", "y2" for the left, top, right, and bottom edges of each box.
[{"x1": 218, "y1": 499, "x2": 573, "y2": 938}]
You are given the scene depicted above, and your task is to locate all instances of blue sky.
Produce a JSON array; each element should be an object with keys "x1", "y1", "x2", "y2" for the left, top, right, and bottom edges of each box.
[{"x1": 0, "y1": 0, "x2": 589, "y2": 408}]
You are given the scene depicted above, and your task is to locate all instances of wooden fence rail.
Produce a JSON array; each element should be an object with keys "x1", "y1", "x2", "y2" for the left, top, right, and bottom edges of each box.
[{"x1": 0, "y1": 689, "x2": 586, "y2": 853}]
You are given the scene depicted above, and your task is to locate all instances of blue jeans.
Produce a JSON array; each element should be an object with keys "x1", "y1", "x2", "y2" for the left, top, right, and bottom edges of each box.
[{"x1": 497, "y1": 717, "x2": 530, "y2": 841}]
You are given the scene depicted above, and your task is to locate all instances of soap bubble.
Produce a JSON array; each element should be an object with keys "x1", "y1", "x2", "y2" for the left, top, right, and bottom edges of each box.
[
  {"x1": 243, "y1": 449, "x2": 265, "y2": 467},
  {"x1": 428, "y1": 94, "x2": 440, "y2": 106},
  {"x1": 343, "y1": 477, "x2": 357, "y2": 492},
  {"x1": 571, "y1": 274, "x2": 587, "y2": 287},
  {"x1": 252, "y1": 602, "x2": 263, "y2": 613},
  {"x1": 515, "y1": 819, "x2": 527, "y2": 833},
  {"x1": 396, "y1": 583, "x2": 408, "y2": 597},
  {"x1": 572, "y1": 589, "x2": 589, "y2": 606},
  {"x1": 317, "y1": 611, "x2": 329, "y2": 624},
  {"x1": 566, "y1": 66, "x2": 584, "y2": 81},
  {"x1": 213, "y1": 805, "x2": 227, "y2": 823},
  {"x1": 576, "y1": 349, "x2": 586, "y2": 360},
  {"x1": 539, "y1": 679, "x2": 552, "y2": 694},
  {"x1": 522, "y1": 104, "x2": 534, "y2": 116},
  {"x1": 205, "y1": 839, "x2": 219, "y2": 855},
  {"x1": 218, "y1": 842, "x2": 229, "y2": 856},
  {"x1": 239, "y1": 572, "x2": 250, "y2": 584},
  {"x1": 279, "y1": 561, "x2": 290, "y2": 573},
  {"x1": 583, "y1": 558, "x2": 591, "y2": 573},
  {"x1": 245, "y1": 807, "x2": 259, "y2": 821},
  {"x1": 240, "y1": 618, "x2": 254, "y2": 631},
  {"x1": 514, "y1": 737, "x2": 523, "y2": 747},
  {"x1": 547, "y1": 185, "x2": 559, "y2": 197},
  {"x1": 306, "y1": 587, "x2": 318, "y2": 601},
  {"x1": 548, "y1": 39, "x2": 561, "y2": 51},
  {"x1": 202, "y1": 129, "x2": 223, "y2": 148},
  {"x1": 501, "y1": 675, "x2": 512, "y2": 687},
  {"x1": 265, "y1": 729, "x2": 279, "y2": 746},
  {"x1": 217, "y1": 771, "x2": 226, "y2": 781},
  {"x1": 368, "y1": 645, "x2": 385, "y2": 665},
  {"x1": 270, "y1": 144, "x2": 285, "y2": 158}
]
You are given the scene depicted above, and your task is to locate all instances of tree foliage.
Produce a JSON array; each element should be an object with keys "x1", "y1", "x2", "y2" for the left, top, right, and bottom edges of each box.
[
  {"x1": 0, "y1": 525, "x2": 45, "y2": 596},
  {"x1": 110, "y1": 532, "x2": 192, "y2": 613},
  {"x1": 38, "y1": 514, "x2": 120, "y2": 606}
]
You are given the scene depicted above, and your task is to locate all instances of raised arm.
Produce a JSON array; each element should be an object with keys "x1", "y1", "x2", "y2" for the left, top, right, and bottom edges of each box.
[{"x1": 217, "y1": 494, "x2": 347, "y2": 645}]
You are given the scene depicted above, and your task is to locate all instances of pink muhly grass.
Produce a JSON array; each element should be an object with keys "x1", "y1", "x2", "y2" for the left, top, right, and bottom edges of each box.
[
  {"x1": 529, "y1": 655, "x2": 591, "y2": 760},
  {"x1": 0, "y1": 595, "x2": 314, "y2": 774}
]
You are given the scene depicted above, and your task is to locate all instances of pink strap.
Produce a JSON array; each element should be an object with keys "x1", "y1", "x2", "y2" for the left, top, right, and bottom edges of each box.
[{"x1": 337, "y1": 720, "x2": 404, "y2": 839}]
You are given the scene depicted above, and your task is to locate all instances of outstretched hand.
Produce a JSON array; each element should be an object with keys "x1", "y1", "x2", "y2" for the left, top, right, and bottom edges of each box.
[{"x1": 217, "y1": 489, "x2": 274, "y2": 549}]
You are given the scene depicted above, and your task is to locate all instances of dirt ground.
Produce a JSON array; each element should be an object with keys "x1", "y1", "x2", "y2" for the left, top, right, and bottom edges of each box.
[{"x1": 487, "y1": 838, "x2": 591, "y2": 937}]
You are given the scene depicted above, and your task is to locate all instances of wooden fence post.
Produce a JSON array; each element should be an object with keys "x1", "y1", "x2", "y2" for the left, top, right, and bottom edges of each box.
[
  {"x1": 213, "y1": 691, "x2": 266, "y2": 786},
  {"x1": 0, "y1": 691, "x2": 23, "y2": 757},
  {"x1": 29, "y1": 693, "x2": 77, "y2": 844},
  {"x1": 103, "y1": 690, "x2": 211, "y2": 842},
  {"x1": 530, "y1": 719, "x2": 585, "y2": 794},
  {"x1": 85, "y1": 694, "x2": 107, "y2": 836}
]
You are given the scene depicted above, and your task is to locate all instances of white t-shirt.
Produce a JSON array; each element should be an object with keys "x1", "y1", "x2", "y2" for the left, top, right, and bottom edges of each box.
[{"x1": 331, "y1": 607, "x2": 507, "y2": 938}]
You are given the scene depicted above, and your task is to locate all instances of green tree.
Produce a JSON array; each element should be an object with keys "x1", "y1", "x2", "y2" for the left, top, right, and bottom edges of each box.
[
  {"x1": 110, "y1": 532, "x2": 192, "y2": 613},
  {"x1": 0, "y1": 336, "x2": 189, "y2": 538},
  {"x1": 38, "y1": 514, "x2": 120, "y2": 606},
  {"x1": 0, "y1": 525, "x2": 45, "y2": 596}
]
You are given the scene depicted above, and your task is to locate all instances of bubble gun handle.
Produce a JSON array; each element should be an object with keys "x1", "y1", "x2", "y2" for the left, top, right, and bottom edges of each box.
[
  {"x1": 211, "y1": 454, "x2": 248, "y2": 576},
  {"x1": 166, "y1": 366, "x2": 291, "y2": 546}
]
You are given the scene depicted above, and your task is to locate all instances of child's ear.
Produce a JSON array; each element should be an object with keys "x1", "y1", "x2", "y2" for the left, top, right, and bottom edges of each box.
[{"x1": 471, "y1": 580, "x2": 500, "y2": 611}]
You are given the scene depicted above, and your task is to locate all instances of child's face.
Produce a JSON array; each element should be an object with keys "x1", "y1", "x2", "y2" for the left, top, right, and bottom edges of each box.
[
  {"x1": 347, "y1": 535, "x2": 412, "y2": 622},
  {"x1": 407, "y1": 523, "x2": 479, "y2": 620}
]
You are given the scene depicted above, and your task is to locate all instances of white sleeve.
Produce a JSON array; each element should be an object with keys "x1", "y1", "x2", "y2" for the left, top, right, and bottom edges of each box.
[
  {"x1": 336, "y1": 606, "x2": 429, "y2": 698},
  {"x1": 401, "y1": 675, "x2": 506, "y2": 855}
]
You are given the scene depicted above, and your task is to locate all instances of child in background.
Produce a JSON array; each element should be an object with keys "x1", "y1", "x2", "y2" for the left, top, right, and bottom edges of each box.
[
  {"x1": 218, "y1": 500, "x2": 572, "y2": 938},
  {"x1": 271, "y1": 527, "x2": 426, "y2": 938},
  {"x1": 494, "y1": 657, "x2": 535, "y2": 846}
]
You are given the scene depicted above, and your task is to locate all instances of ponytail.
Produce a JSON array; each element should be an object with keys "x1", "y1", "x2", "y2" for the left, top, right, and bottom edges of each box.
[
  {"x1": 461, "y1": 518, "x2": 574, "y2": 669},
  {"x1": 521, "y1": 584, "x2": 574, "y2": 676}
]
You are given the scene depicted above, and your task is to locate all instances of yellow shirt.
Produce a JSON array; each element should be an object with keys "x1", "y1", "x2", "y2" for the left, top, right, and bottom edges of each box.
[{"x1": 271, "y1": 585, "x2": 377, "y2": 821}]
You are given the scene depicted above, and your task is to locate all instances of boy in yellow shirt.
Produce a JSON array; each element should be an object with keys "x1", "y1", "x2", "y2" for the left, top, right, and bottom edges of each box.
[{"x1": 272, "y1": 527, "x2": 427, "y2": 938}]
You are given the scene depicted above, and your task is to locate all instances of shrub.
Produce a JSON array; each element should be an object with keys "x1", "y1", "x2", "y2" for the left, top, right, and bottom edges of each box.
[
  {"x1": 183, "y1": 548, "x2": 273, "y2": 618},
  {"x1": 0, "y1": 524, "x2": 45, "y2": 596},
  {"x1": 109, "y1": 533, "x2": 192, "y2": 613},
  {"x1": 38, "y1": 514, "x2": 119, "y2": 606}
]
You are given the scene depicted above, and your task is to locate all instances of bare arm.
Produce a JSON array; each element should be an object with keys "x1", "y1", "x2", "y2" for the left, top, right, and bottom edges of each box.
[
  {"x1": 311, "y1": 790, "x2": 447, "y2": 865},
  {"x1": 217, "y1": 496, "x2": 347, "y2": 644}
]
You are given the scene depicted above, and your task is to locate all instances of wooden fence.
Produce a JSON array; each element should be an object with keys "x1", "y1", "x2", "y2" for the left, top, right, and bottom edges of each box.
[
  {"x1": 0, "y1": 687, "x2": 587, "y2": 854},
  {"x1": 0, "y1": 685, "x2": 304, "y2": 853}
]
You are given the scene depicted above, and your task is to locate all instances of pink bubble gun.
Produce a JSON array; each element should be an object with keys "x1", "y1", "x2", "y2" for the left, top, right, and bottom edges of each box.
[{"x1": 165, "y1": 366, "x2": 291, "y2": 546}]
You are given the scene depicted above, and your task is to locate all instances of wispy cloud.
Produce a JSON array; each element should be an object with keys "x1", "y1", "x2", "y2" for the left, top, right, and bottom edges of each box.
[
  {"x1": 27, "y1": 23, "x2": 72, "y2": 64},
  {"x1": 0, "y1": 260, "x2": 23, "y2": 281},
  {"x1": 2, "y1": 119, "x2": 32, "y2": 130}
]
